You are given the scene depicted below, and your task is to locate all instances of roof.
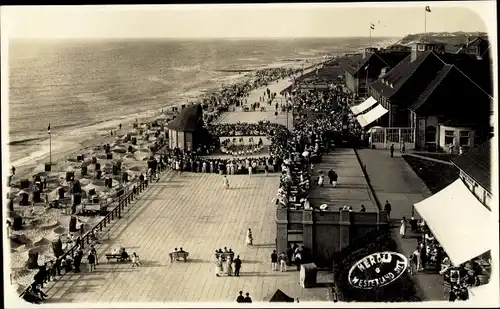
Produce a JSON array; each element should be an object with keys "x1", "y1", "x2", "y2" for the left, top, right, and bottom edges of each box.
[
  {"x1": 370, "y1": 51, "x2": 438, "y2": 100},
  {"x1": 268, "y1": 289, "x2": 294, "y2": 302},
  {"x1": 451, "y1": 139, "x2": 491, "y2": 193},
  {"x1": 166, "y1": 104, "x2": 202, "y2": 132},
  {"x1": 409, "y1": 64, "x2": 453, "y2": 111},
  {"x1": 408, "y1": 64, "x2": 492, "y2": 125}
]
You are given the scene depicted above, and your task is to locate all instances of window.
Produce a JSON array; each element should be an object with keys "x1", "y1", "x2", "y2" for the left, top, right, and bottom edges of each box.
[
  {"x1": 425, "y1": 126, "x2": 437, "y2": 142},
  {"x1": 444, "y1": 130, "x2": 454, "y2": 145},
  {"x1": 418, "y1": 44, "x2": 426, "y2": 51},
  {"x1": 459, "y1": 131, "x2": 470, "y2": 146}
]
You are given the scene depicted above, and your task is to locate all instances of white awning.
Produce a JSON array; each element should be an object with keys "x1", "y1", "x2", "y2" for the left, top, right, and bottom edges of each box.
[
  {"x1": 350, "y1": 96, "x2": 377, "y2": 115},
  {"x1": 356, "y1": 104, "x2": 388, "y2": 127},
  {"x1": 414, "y1": 179, "x2": 493, "y2": 266}
]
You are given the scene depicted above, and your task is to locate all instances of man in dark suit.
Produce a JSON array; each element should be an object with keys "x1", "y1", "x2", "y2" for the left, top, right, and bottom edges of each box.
[{"x1": 233, "y1": 255, "x2": 242, "y2": 277}]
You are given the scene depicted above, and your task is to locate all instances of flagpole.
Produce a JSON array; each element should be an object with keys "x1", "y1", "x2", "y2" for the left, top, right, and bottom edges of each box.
[
  {"x1": 49, "y1": 131, "x2": 52, "y2": 165},
  {"x1": 424, "y1": 10, "x2": 427, "y2": 42},
  {"x1": 369, "y1": 24, "x2": 372, "y2": 47}
]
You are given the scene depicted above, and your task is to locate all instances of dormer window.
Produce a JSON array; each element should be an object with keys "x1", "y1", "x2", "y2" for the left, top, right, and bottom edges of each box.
[
  {"x1": 381, "y1": 78, "x2": 385, "y2": 83},
  {"x1": 417, "y1": 44, "x2": 425, "y2": 51},
  {"x1": 390, "y1": 83, "x2": 394, "y2": 88}
]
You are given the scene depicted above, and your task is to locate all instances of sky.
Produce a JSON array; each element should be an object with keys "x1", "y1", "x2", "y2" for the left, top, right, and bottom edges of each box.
[{"x1": 0, "y1": 2, "x2": 496, "y2": 39}]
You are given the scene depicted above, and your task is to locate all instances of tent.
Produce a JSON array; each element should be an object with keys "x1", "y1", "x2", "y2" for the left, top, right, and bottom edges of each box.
[
  {"x1": 356, "y1": 104, "x2": 388, "y2": 127},
  {"x1": 268, "y1": 289, "x2": 294, "y2": 302},
  {"x1": 350, "y1": 96, "x2": 377, "y2": 115},
  {"x1": 414, "y1": 179, "x2": 493, "y2": 266}
]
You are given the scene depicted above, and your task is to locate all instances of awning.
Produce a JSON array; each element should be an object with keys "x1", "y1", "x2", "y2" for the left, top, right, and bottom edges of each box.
[
  {"x1": 414, "y1": 179, "x2": 493, "y2": 266},
  {"x1": 356, "y1": 104, "x2": 388, "y2": 127},
  {"x1": 350, "y1": 96, "x2": 377, "y2": 115}
]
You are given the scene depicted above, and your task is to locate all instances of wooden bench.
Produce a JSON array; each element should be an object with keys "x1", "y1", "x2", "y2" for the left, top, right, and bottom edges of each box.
[
  {"x1": 105, "y1": 253, "x2": 130, "y2": 263},
  {"x1": 169, "y1": 251, "x2": 189, "y2": 263}
]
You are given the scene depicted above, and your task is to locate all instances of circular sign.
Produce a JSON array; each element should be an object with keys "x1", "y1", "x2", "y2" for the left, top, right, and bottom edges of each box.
[{"x1": 347, "y1": 251, "x2": 408, "y2": 289}]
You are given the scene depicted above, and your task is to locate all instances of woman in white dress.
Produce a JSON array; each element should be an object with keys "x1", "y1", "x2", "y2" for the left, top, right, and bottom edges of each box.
[
  {"x1": 131, "y1": 252, "x2": 141, "y2": 267},
  {"x1": 400, "y1": 217, "x2": 407, "y2": 238},
  {"x1": 245, "y1": 228, "x2": 253, "y2": 246}
]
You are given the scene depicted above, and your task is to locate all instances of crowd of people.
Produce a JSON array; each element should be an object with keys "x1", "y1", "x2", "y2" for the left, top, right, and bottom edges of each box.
[
  {"x1": 207, "y1": 121, "x2": 286, "y2": 138},
  {"x1": 269, "y1": 83, "x2": 363, "y2": 210}
]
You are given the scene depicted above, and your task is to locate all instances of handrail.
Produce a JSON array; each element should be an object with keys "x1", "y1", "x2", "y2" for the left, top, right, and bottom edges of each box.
[{"x1": 19, "y1": 144, "x2": 168, "y2": 299}]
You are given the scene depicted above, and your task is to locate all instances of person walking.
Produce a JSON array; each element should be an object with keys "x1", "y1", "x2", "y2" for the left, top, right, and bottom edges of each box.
[
  {"x1": 244, "y1": 292, "x2": 252, "y2": 303},
  {"x1": 87, "y1": 252, "x2": 96, "y2": 272},
  {"x1": 412, "y1": 247, "x2": 422, "y2": 272},
  {"x1": 236, "y1": 291, "x2": 245, "y2": 303},
  {"x1": 400, "y1": 217, "x2": 408, "y2": 238},
  {"x1": 264, "y1": 164, "x2": 269, "y2": 177},
  {"x1": 295, "y1": 250, "x2": 303, "y2": 271},
  {"x1": 390, "y1": 144, "x2": 395, "y2": 157},
  {"x1": 226, "y1": 256, "x2": 233, "y2": 276},
  {"x1": 271, "y1": 250, "x2": 278, "y2": 271},
  {"x1": 233, "y1": 255, "x2": 242, "y2": 277},
  {"x1": 384, "y1": 200, "x2": 392, "y2": 219},
  {"x1": 245, "y1": 228, "x2": 253, "y2": 246},
  {"x1": 131, "y1": 252, "x2": 141, "y2": 267},
  {"x1": 90, "y1": 245, "x2": 98, "y2": 265},
  {"x1": 401, "y1": 141, "x2": 406, "y2": 154},
  {"x1": 215, "y1": 256, "x2": 223, "y2": 277},
  {"x1": 223, "y1": 175, "x2": 230, "y2": 189},
  {"x1": 279, "y1": 252, "x2": 287, "y2": 272}
]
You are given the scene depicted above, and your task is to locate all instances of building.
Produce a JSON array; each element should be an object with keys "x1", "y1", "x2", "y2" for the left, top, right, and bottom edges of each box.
[
  {"x1": 166, "y1": 104, "x2": 204, "y2": 151},
  {"x1": 451, "y1": 139, "x2": 492, "y2": 209},
  {"x1": 413, "y1": 138, "x2": 494, "y2": 268},
  {"x1": 276, "y1": 208, "x2": 388, "y2": 267},
  {"x1": 368, "y1": 41, "x2": 492, "y2": 150},
  {"x1": 344, "y1": 47, "x2": 409, "y2": 97}
]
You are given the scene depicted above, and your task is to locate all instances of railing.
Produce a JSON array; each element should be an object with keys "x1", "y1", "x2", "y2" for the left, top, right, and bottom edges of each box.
[
  {"x1": 19, "y1": 141, "x2": 169, "y2": 299},
  {"x1": 19, "y1": 177, "x2": 152, "y2": 299}
]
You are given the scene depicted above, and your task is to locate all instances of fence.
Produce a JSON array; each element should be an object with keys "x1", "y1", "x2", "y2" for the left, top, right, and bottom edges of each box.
[{"x1": 19, "y1": 176, "x2": 154, "y2": 299}]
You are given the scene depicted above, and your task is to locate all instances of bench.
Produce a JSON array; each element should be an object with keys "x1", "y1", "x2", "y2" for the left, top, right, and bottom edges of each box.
[
  {"x1": 105, "y1": 253, "x2": 130, "y2": 263},
  {"x1": 215, "y1": 252, "x2": 235, "y2": 261},
  {"x1": 169, "y1": 251, "x2": 189, "y2": 263}
]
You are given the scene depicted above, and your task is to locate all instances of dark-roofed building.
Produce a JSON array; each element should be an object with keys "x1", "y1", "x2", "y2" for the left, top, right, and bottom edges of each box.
[
  {"x1": 452, "y1": 139, "x2": 492, "y2": 209},
  {"x1": 368, "y1": 41, "x2": 492, "y2": 150},
  {"x1": 167, "y1": 104, "x2": 204, "y2": 151},
  {"x1": 344, "y1": 47, "x2": 409, "y2": 97}
]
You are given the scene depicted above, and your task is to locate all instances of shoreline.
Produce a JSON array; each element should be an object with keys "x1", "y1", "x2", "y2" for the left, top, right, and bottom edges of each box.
[{"x1": 8, "y1": 60, "x2": 320, "y2": 185}]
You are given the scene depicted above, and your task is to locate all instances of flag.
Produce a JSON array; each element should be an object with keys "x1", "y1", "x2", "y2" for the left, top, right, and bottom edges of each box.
[
  {"x1": 425, "y1": 6, "x2": 431, "y2": 12},
  {"x1": 47, "y1": 123, "x2": 51, "y2": 135},
  {"x1": 370, "y1": 23, "x2": 375, "y2": 30}
]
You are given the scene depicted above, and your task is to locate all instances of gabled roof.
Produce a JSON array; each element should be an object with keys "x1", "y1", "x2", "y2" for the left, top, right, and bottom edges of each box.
[
  {"x1": 166, "y1": 104, "x2": 202, "y2": 132},
  {"x1": 452, "y1": 139, "x2": 491, "y2": 193},
  {"x1": 369, "y1": 51, "x2": 435, "y2": 99},
  {"x1": 409, "y1": 64, "x2": 453, "y2": 111}
]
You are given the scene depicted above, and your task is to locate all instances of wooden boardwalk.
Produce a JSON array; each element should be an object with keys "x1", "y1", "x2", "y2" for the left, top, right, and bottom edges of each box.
[
  {"x1": 309, "y1": 148, "x2": 378, "y2": 212},
  {"x1": 38, "y1": 172, "x2": 330, "y2": 304}
]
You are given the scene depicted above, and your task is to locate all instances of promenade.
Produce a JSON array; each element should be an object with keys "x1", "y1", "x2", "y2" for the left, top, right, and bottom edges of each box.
[
  {"x1": 309, "y1": 149, "x2": 378, "y2": 212},
  {"x1": 36, "y1": 92, "x2": 332, "y2": 304},
  {"x1": 356, "y1": 149, "x2": 447, "y2": 301}
]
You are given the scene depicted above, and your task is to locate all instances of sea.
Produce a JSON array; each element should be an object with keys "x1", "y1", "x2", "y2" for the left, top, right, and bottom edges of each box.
[{"x1": 7, "y1": 37, "x2": 391, "y2": 163}]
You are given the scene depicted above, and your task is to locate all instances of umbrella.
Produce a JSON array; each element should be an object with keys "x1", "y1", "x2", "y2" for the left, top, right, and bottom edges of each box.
[{"x1": 268, "y1": 289, "x2": 294, "y2": 302}]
